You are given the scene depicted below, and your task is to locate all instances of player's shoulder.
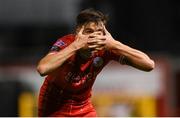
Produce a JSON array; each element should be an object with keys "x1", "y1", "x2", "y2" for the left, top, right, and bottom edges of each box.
[
  {"x1": 57, "y1": 34, "x2": 75, "y2": 42},
  {"x1": 53, "y1": 34, "x2": 75, "y2": 47}
]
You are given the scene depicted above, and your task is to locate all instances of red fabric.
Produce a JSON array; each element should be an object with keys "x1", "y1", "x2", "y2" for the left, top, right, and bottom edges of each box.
[
  {"x1": 38, "y1": 34, "x2": 118, "y2": 117},
  {"x1": 38, "y1": 79, "x2": 97, "y2": 117}
]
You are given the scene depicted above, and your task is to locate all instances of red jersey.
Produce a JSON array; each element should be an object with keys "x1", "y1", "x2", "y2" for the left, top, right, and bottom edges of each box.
[{"x1": 38, "y1": 34, "x2": 122, "y2": 117}]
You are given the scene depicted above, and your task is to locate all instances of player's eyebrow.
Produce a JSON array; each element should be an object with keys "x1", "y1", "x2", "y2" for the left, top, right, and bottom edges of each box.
[
  {"x1": 97, "y1": 28, "x2": 103, "y2": 31},
  {"x1": 84, "y1": 28, "x2": 93, "y2": 31}
]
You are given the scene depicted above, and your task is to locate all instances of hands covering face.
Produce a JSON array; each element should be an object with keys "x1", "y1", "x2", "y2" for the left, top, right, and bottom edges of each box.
[
  {"x1": 88, "y1": 25, "x2": 115, "y2": 52},
  {"x1": 75, "y1": 24, "x2": 115, "y2": 53}
]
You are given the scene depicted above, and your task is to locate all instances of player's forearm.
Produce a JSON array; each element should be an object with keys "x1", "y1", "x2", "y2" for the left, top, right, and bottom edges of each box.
[
  {"x1": 110, "y1": 40, "x2": 155, "y2": 71},
  {"x1": 37, "y1": 42, "x2": 79, "y2": 76}
]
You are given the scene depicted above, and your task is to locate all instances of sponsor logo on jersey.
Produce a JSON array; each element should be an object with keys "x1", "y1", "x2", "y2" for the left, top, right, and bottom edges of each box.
[{"x1": 54, "y1": 40, "x2": 66, "y2": 47}]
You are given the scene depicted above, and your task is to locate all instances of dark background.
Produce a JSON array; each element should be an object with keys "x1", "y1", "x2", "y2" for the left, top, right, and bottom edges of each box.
[{"x1": 0, "y1": 0, "x2": 179, "y2": 65}]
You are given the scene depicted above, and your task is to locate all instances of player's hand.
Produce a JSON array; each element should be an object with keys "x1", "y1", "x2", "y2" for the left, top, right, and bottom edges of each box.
[
  {"x1": 103, "y1": 25, "x2": 117, "y2": 50},
  {"x1": 87, "y1": 26, "x2": 116, "y2": 51},
  {"x1": 87, "y1": 32, "x2": 106, "y2": 52},
  {"x1": 74, "y1": 26, "x2": 90, "y2": 49}
]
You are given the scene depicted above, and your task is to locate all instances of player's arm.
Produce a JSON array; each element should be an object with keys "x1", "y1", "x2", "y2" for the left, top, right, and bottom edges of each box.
[
  {"x1": 104, "y1": 26, "x2": 155, "y2": 71},
  {"x1": 37, "y1": 26, "x2": 89, "y2": 76},
  {"x1": 110, "y1": 41, "x2": 154, "y2": 71},
  {"x1": 37, "y1": 43, "x2": 78, "y2": 76}
]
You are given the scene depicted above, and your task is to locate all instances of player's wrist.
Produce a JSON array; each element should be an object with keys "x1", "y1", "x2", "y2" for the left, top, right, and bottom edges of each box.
[
  {"x1": 71, "y1": 42, "x2": 82, "y2": 51},
  {"x1": 106, "y1": 39, "x2": 119, "y2": 50}
]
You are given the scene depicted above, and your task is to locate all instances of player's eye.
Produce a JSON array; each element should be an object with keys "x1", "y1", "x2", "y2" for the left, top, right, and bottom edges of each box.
[
  {"x1": 97, "y1": 29, "x2": 103, "y2": 32},
  {"x1": 84, "y1": 29, "x2": 94, "y2": 34}
]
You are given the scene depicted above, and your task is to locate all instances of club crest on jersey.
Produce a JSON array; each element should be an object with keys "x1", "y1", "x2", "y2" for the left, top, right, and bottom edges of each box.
[
  {"x1": 55, "y1": 40, "x2": 66, "y2": 47},
  {"x1": 93, "y1": 57, "x2": 103, "y2": 67}
]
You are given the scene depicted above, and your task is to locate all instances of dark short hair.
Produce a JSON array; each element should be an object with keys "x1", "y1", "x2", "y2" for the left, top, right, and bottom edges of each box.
[{"x1": 76, "y1": 8, "x2": 108, "y2": 27}]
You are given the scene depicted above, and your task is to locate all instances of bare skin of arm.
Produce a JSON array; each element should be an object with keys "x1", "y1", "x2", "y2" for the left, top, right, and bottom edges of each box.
[
  {"x1": 37, "y1": 26, "x2": 89, "y2": 76},
  {"x1": 37, "y1": 26, "x2": 105, "y2": 76},
  {"x1": 37, "y1": 22, "x2": 154, "y2": 77},
  {"x1": 110, "y1": 41, "x2": 155, "y2": 71},
  {"x1": 37, "y1": 42, "x2": 79, "y2": 76},
  {"x1": 88, "y1": 26, "x2": 155, "y2": 71}
]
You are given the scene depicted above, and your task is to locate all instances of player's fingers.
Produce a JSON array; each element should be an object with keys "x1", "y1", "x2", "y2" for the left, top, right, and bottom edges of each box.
[
  {"x1": 88, "y1": 36, "x2": 106, "y2": 41},
  {"x1": 96, "y1": 41, "x2": 106, "y2": 45},
  {"x1": 88, "y1": 44, "x2": 99, "y2": 49},
  {"x1": 88, "y1": 41, "x2": 105, "y2": 48},
  {"x1": 87, "y1": 40, "x2": 96, "y2": 45},
  {"x1": 88, "y1": 39, "x2": 106, "y2": 44},
  {"x1": 78, "y1": 26, "x2": 84, "y2": 35},
  {"x1": 103, "y1": 25, "x2": 110, "y2": 35},
  {"x1": 87, "y1": 39, "x2": 105, "y2": 44},
  {"x1": 95, "y1": 46, "x2": 105, "y2": 50}
]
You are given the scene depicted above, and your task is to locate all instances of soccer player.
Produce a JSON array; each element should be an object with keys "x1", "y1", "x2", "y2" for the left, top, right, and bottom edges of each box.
[{"x1": 37, "y1": 8, "x2": 155, "y2": 117}]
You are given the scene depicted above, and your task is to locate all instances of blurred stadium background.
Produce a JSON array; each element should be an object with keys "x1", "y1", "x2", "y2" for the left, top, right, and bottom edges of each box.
[{"x1": 0, "y1": 0, "x2": 180, "y2": 117}]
